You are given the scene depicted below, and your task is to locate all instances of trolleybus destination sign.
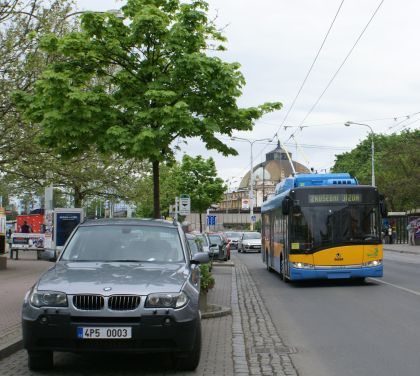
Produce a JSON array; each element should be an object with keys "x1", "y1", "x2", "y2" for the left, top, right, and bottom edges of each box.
[{"x1": 308, "y1": 193, "x2": 362, "y2": 204}]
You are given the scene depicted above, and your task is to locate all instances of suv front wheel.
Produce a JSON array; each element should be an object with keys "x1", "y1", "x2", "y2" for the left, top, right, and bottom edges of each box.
[
  {"x1": 174, "y1": 320, "x2": 202, "y2": 371},
  {"x1": 28, "y1": 351, "x2": 53, "y2": 371}
]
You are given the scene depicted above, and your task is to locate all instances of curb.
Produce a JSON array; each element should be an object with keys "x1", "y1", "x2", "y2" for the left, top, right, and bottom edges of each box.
[
  {"x1": 201, "y1": 304, "x2": 232, "y2": 319},
  {"x1": 212, "y1": 261, "x2": 235, "y2": 267},
  {"x1": 0, "y1": 339, "x2": 22, "y2": 361},
  {"x1": 384, "y1": 248, "x2": 420, "y2": 256}
]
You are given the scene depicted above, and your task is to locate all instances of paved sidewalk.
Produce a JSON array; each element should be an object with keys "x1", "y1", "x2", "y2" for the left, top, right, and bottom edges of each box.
[
  {"x1": 383, "y1": 243, "x2": 420, "y2": 255},
  {"x1": 0, "y1": 250, "x2": 52, "y2": 359}
]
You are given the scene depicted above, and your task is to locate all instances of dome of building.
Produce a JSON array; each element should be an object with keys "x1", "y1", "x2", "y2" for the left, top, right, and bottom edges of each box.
[{"x1": 238, "y1": 142, "x2": 310, "y2": 189}]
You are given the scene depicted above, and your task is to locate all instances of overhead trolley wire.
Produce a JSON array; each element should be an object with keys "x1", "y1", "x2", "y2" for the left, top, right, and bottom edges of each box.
[
  {"x1": 388, "y1": 111, "x2": 420, "y2": 130},
  {"x1": 233, "y1": 0, "x2": 386, "y2": 177},
  {"x1": 276, "y1": 0, "x2": 346, "y2": 132},
  {"x1": 253, "y1": 0, "x2": 346, "y2": 164},
  {"x1": 296, "y1": 0, "x2": 386, "y2": 130}
]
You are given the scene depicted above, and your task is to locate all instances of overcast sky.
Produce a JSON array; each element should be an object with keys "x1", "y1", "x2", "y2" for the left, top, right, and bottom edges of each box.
[{"x1": 77, "y1": 0, "x2": 420, "y2": 188}]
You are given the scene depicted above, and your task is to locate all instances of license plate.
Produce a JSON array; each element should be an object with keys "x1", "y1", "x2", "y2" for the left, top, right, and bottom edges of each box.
[{"x1": 77, "y1": 327, "x2": 132, "y2": 339}]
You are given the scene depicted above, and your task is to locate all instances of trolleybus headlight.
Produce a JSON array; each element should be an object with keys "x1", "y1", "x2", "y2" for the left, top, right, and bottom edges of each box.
[
  {"x1": 291, "y1": 262, "x2": 314, "y2": 269},
  {"x1": 363, "y1": 260, "x2": 382, "y2": 267}
]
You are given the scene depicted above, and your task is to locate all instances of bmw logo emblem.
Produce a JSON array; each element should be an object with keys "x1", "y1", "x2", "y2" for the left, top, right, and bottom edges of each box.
[{"x1": 103, "y1": 287, "x2": 112, "y2": 291}]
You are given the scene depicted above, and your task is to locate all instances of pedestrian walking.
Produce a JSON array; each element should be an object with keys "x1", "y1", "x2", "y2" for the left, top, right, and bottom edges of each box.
[
  {"x1": 387, "y1": 225, "x2": 393, "y2": 244},
  {"x1": 407, "y1": 221, "x2": 415, "y2": 245}
]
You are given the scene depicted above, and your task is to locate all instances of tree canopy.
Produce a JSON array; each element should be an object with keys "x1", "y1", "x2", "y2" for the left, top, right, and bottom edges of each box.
[
  {"x1": 0, "y1": 0, "x2": 75, "y2": 169},
  {"x1": 1, "y1": 1, "x2": 145, "y2": 209},
  {"x1": 177, "y1": 154, "x2": 225, "y2": 231},
  {"x1": 13, "y1": 0, "x2": 281, "y2": 218},
  {"x1": 332, "y1": 130, "x2": 419, "y2": 211}
]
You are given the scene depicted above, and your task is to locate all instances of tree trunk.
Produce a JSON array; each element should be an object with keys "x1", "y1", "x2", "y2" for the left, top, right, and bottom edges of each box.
[
  {"x1": 152, "y1": 160, "x2": 160, "y2": 219},
  {"x1": 199, "y1": 212, "x2": 203, "y2": 233},
  {"x1": 74, "y1": 187, "x2": 83, "y2": 208}
]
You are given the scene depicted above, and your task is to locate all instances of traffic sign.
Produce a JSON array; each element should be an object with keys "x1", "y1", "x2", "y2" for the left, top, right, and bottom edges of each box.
[
  {"x1": 251, "y1": 215, "x2": 256, "y2": 222},
  {"x1": 179, "y1": 194, "x2": 191, "y2": 215},
  {"x1": 207, "y1": 215, "x2": 216, "y2": 226}
]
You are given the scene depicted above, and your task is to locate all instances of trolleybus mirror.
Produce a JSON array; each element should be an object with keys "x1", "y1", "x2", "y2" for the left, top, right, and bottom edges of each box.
[
  {"x1": 379, "y1": 195, "x2": 388, "y2": 218},
  {"x1": 282, "y1": 197, "x2": 291, "y2": 215}
]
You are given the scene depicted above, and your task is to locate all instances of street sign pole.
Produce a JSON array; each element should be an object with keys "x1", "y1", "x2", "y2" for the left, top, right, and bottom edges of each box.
[
  {"x1": 175, "y1": 197, "x2": 179, "y2": 221},
  {"x1": 179, "y1": 194, "x2": 191, "y2": 216}
]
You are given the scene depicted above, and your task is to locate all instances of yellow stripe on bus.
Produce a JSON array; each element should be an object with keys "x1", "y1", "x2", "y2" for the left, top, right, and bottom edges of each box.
[{"x1": 288, "y1": 244, "x2": 383, "y2": 266}]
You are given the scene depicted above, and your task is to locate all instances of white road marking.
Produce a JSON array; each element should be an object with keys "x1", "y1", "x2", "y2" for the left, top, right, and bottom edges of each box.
[{"x1": 370, "y1": 278, "x2": 420, "y2": 297}]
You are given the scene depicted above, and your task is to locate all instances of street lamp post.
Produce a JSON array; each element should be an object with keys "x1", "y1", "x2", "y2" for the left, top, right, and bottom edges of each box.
[
  {"x1": 344, "y1": 121, "x2": 375, "y2": 186},
  {"x1": 231, "y1": 136, "x2": 272, "y2": 230}
]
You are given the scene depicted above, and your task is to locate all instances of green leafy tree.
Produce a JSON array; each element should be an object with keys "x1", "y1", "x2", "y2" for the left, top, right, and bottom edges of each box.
[
  {"x1": 134, "y1": 162, "x2": 180, "y2": 217},
  {"x1": 13, "y1": 0, "x2": 281, "y2": 218},
  {"x1": 177, "y1": 155, "x2": 225, "y2": 232},
  {"x1": 0, "y1": 0, "x2": 76, "y2": 169},
  {"x1": 332, "y1": 130, "x2": 420, "y2": 211},
  {"x1": 4, "y1": 146, "x2": 146, "y2": 208}
]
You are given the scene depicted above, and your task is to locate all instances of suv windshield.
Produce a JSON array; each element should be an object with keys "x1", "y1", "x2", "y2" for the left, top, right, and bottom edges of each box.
[
  {"x1": 187, "y1": 237, "x2": 200, "y2": 255},
  {"x1": 195, "y1": 234, "x2": 208, "y2": 246},
  {"x1": 61, "y1": 225, "x2": 185, "y2": 263}
]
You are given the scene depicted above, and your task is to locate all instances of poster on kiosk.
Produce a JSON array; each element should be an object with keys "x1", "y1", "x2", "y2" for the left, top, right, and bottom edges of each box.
[{"x1": 53, "y1": 208, "x2": 84, "y2": 255}]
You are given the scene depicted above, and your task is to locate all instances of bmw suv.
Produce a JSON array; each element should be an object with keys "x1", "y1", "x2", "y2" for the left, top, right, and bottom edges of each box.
[{"x1": 22, "y1": 219, "x2": 209, "y2": 371}]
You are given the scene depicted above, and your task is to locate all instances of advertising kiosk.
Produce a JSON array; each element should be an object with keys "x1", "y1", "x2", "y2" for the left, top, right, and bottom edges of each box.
[{"x1": 53, "y1": 208, "x2": 84, "y2": 256}]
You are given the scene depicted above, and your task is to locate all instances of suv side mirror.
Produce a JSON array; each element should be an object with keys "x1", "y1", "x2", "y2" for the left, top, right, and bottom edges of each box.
[{"x1": 191, "y1": 252, "x2": 210, "y2": 264}]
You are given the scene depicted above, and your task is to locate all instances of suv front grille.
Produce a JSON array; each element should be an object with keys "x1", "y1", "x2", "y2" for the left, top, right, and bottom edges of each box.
[
  {"x1": 108, "y1": 295, "x2": 141, "y2": 311},
  {"x1": 73, "y1": 295, "x2": 104, "y2": 310}
]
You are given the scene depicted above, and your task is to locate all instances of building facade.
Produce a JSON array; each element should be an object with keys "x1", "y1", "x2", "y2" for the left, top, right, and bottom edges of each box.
[{"x1": 219, "y1": 142, "x2": 310, "y2": 212}]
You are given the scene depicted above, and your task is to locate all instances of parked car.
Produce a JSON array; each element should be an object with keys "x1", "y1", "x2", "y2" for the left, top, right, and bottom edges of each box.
[
  {"x1": 207, "y1": 233, "x2": 229, "y2": 261},
  {"x1": 238, "y1": 232, "x2": 262, "y2": 253},
  {"x1": 223, "y1": 231, "x2": 243, "y2": 250},
  {"x1": 186, "y1": 233, "x2": 205, "y2": 256},
  {"x1": 22, "y1": 219, "x2": 209, "y2": 371},
  {"x1": 190, "y1": 231, "x2": 210, "y2": 254}
]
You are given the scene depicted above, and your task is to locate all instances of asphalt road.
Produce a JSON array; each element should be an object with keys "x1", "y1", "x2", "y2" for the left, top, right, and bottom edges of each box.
[{"x1": 238, "y1": 250, "x2": 420, "y2": 376}]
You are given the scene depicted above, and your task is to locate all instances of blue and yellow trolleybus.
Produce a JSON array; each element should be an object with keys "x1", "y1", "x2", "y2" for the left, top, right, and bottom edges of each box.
[{"x1": 261, "y1": 173, "x2": 387, "y2": 281}]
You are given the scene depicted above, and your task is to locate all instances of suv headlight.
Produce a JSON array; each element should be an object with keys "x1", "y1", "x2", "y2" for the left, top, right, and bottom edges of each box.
[
  {"x1": 291, "y1": 262, "x2": 314, "y2": 269},
  {"x1": 363, "y1": 260, "x2": 382, "y2": 267},
  {"x1": 145, "y1": 292, "x2": 189, "y2": 309},
  {"x1": 29, "y1": 289, "x2": 68, "y2": 308}
]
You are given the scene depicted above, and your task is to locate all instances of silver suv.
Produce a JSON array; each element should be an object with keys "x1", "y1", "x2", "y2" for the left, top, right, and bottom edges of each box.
[{"x1": 22, "y1": 219, "x2": 209, "y2": 371}]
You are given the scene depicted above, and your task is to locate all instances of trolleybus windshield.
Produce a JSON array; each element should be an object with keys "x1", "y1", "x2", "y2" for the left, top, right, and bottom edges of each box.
[{"x1": 290, "y1": 190, "x2": 380, "y2": 253}]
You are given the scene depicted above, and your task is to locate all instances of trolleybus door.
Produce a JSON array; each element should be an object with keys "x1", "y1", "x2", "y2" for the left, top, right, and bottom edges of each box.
[
  {"x1": 268, "y1": 212, "x2": 274, "y2": 268},
  {"x1": 283, "y1": 214, "x2": 290, "y2": 277}
]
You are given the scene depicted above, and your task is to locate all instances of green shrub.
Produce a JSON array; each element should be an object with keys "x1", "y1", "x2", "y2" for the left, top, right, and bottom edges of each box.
[{"x1": 199, "y1": 263, "x2": 215, "y2": 293}]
